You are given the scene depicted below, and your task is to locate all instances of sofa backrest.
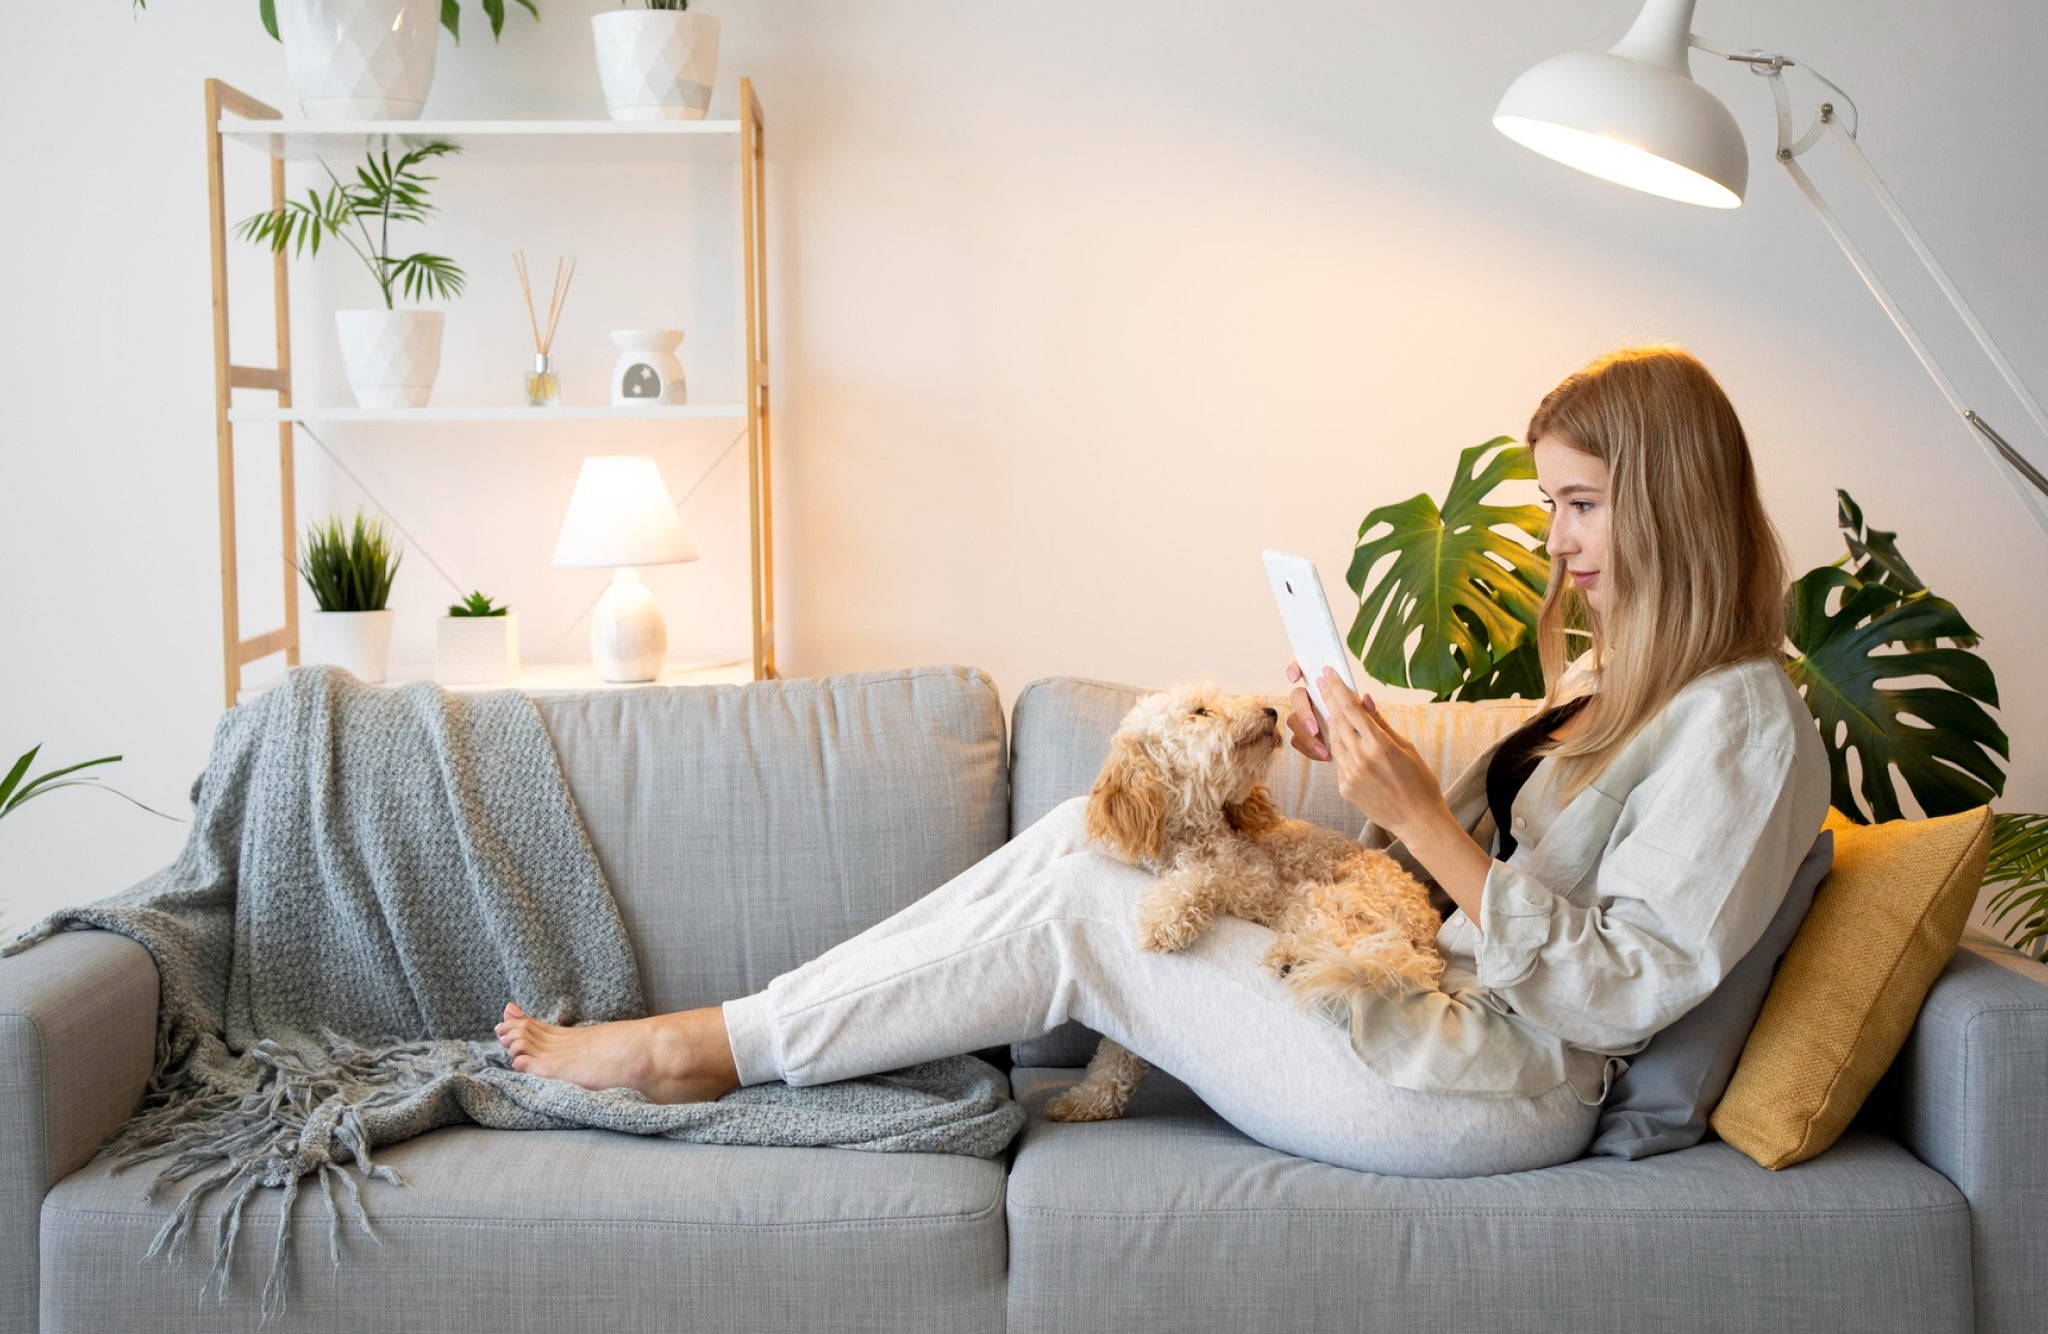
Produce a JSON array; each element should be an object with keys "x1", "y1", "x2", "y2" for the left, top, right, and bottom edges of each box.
[
  {"x1": 1009, "y1": 676, "x2": 1542, "y2": 837},
  {"x1": 535, "y1": 666, "x2": 1009, "y2": 1015}
]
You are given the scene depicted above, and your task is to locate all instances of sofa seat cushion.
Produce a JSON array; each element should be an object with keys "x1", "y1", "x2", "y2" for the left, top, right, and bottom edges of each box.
[
  {"x1": 41, "y1": 1125, "x2": 1007, "y2": 1334},
  {"x1": 1004, "y1": 1067, "x2": 1971, "y2": 1334}
]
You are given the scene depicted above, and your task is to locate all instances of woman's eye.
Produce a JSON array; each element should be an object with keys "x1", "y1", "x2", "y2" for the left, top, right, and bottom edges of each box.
[{"x1": 1572, "y1": 500, "x2": 1595, "y2": 514}]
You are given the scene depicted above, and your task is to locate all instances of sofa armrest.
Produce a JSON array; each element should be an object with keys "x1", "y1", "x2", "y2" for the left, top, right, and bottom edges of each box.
[
  {"x1": 0, "y1": 929, "x2": 158, "y2": 1334},
  {"x1": 1886, "y1": 928, "x2": 2048, "y2": 1334}
]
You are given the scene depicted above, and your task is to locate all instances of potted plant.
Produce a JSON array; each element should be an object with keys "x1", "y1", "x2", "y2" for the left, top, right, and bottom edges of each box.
[
  {"x1": 237, "y1": 143, "x2": 466, "y2": 409},
  {"x1": 436, "y1": 590, "x2": 520, "y2": 685},
  {"x1": 592, "y1": 0, "x2": 722, "y2": 122},
  {"x1": 134, "y1": 1, "x2": 538, "y2": 121},
  {"x1": 299, "y1": 510, "x2": 403, "y2": 683}
]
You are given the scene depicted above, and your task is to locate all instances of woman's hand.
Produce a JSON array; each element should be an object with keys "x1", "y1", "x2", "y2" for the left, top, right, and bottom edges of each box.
[
  {"x1": 1314, "y1": 668, "x2": 1450, "y2": 841},
  {"x1": 1282, "y1": 661, "x2": 1330, "y2": 761}
]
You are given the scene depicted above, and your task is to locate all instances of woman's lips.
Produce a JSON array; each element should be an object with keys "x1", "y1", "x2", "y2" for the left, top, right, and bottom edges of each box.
[{"x1": 1571, "y1": 570, "x2": 1598, "y2": 588}]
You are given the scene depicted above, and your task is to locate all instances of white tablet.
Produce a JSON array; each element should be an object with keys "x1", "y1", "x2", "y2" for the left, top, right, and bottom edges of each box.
[{"x1": 1262, "y1": 549, "x2": 1358, "y2": 733}]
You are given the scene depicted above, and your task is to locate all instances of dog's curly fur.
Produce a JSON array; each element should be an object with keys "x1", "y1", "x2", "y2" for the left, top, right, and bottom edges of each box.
[{"x1": 1042, "y1": 682, "x2": 1447, "y2": 1124}]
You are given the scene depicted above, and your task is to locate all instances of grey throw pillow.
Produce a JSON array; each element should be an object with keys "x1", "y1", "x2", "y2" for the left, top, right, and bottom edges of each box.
[{"x1": 1588, "y1": 828, "x2": 1834, "y2": 1159}]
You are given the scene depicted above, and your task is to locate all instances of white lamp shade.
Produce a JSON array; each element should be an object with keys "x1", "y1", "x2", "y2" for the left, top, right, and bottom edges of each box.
[
  {"x1": 1493, "y1": 0, "x2": 1749, "y2": 209},
  {"x1": 550, "y1": 455, "x2": 699, "y2": 568}
]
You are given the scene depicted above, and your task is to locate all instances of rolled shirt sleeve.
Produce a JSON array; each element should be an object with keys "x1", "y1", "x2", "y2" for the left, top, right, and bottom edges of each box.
[{"x1": 1472, "y1": 738, "x2": 1817, "y2": 1055}]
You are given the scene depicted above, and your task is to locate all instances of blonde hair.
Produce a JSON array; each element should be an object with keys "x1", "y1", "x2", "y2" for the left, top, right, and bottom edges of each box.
[{"x1": 1526, "y1": 345, "x2": 1789, "y2": 803}]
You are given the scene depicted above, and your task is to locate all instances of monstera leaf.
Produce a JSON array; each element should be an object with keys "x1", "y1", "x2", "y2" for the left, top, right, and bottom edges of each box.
[
  {"x1": 1784, "y1": 565, "x2": 2006, "y2": 824},
  {"x1": 1836, "y1": 489, "x2": 1978, "y2": 650},
  {"x1": 1345, "y1": 438, "x2": 1550, "y2": 700}
]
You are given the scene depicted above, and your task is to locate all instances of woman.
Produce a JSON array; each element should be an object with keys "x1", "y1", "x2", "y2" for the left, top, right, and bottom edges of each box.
[{"x1": 497, "y1": 344, "x2": 1829, "y2": 1178}]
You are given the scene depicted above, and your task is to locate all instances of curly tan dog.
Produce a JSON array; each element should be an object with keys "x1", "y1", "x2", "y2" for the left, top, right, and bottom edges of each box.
[{"x1": 1042, "y1": 682, "x2": 1446, "y2": 1123}]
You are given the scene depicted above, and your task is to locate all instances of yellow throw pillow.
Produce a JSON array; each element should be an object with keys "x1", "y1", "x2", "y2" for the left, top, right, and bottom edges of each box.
[{"x1": 1709, "y1": 805, "x2": 1993, "y2": 1170}]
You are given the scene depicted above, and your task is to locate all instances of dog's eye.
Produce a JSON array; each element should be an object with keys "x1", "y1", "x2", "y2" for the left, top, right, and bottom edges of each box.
[{"x1": 1192, "y1": 707, "x2": 1210, "y2": 717}]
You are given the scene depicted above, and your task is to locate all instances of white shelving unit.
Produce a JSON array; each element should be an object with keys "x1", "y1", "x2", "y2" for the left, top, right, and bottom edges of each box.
[{"x1": 204, "y1": 79, "x2": 777, "y2": 709}]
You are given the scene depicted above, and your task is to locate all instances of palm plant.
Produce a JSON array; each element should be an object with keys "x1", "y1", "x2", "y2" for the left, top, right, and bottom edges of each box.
[
  {"x1": 236, "y1": 143, "x2": 466, "y2": 311},
  {"x1": 299, "y1": 511, "x2": 403, "y2": 613},
  {"x1": 0, "y1": 746, "x2": 179, "y2": 828}
]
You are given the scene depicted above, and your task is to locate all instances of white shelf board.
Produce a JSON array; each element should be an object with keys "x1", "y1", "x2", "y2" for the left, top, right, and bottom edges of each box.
[
  {"x1": 219, "y1": 116, "x2": 742, "y2": 164},
  {"x1": 236, "y1": 658, "x2": 755, "y2": 705},
  {"x1": 226, "y1": 404, "x2": 746, "y2": 424}
]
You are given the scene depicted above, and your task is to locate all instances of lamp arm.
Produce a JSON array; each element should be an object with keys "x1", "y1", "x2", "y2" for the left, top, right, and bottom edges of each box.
[{"x1": 1690, "y1": 35, "x2": 2048, "y2": 542}]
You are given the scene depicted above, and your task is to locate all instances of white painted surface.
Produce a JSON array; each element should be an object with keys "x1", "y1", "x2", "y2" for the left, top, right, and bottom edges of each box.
[{"x1": 4, "y1": 2, "x2": 2045, "y2": 948}]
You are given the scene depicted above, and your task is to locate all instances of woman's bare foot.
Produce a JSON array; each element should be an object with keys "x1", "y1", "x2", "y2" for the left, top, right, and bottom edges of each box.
[{"x1": 493, "y1": 1002, "x2": 741, "y2": 1104}]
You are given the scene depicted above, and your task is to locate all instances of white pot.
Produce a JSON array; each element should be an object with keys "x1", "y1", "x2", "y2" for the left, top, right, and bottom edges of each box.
[
  {"x1": 335, "y1": 309, "x2": 444, "y2": 409},
  {"x1": 306, "y1": 609, "x2": 395, "y2": 683},
  {"x1": 592, "y1": 10, "x2": 721, "y2": 122},
  {"x1": 436, "y1": 613, "x2": 520, "y2": 685},
  {"x1": 610, "y1": 329, "x2": 687, "y2": 405},
  {"x1": 277, "y1": 0, "x2": 441, "y2": 121}
]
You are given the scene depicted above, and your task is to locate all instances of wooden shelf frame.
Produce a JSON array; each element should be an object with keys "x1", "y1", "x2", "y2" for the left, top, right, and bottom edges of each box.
[{"x1": 203, "y1": 77, "x2": 778, "y2": 707}]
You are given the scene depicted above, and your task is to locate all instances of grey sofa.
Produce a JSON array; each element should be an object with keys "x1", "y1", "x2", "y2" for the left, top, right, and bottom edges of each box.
[{"x1": 4, "y1": 665, "x2": 2044, "y2": 1334}]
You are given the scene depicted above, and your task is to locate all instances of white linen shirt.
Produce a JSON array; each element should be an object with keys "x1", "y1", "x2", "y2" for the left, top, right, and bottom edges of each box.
[{"x1": 1353, "y1": 652, "x2": 1830, "y2": 1104}]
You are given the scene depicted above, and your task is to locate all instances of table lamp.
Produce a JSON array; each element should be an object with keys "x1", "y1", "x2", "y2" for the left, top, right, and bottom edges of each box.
[
  {"x1": 1494, "y1": 0, "x2": 2048, "y2": 541},
  {"x1": 550, "y1": 455, "x2": 698, "y2": 682}
]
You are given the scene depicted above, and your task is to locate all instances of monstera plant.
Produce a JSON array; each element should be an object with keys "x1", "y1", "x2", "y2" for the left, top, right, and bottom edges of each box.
[{"x1": 1347, "y1": 439, "x2": 2048, "y2": 958}]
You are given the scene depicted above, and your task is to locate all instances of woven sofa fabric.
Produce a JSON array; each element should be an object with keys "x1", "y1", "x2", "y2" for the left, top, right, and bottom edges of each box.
[
  {"x1": 538, "y1": 666, "x2": 1010, "y2": 1016},
  {"x1": 1003, "y1": 1067, "x2": 1971, "y2": 1334},
  {"x1": 1006, "y1": 676, "x2": 1537, "y2": 1067},
  {"x1": 42, "y1": 1125, "x2": 1008, "y2": 1334},
  {"x1": 1887, "y1": 931, "x2": 2048, "y2": 1334},
  {"x1": 0, "y1": 930, "x2": 157, "y2": 1334}
]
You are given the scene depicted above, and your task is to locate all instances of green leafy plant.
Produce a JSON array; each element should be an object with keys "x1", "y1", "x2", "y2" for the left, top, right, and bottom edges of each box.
[
  {"x1": 1345, "y1": 438, "x2": 1552, "y2": 702},
  {"x1": 299, "y1": 510, "x2": 403, "y2": 613},
  {"x1": 0, "y1": 746, "x2": 178, "y2": 827},
  {"x1": 1986, "y1": 813, "x2": 2048, "y2": 961},
  {"x1": 448, "y1": 590, "x2": 509, "y2": 617},
  {"x1": 132, "y1": 1, "x2": 538, "y2": 45},
  {"x1": 236, "y1": 143, "x2": 466, "y2": 310}
]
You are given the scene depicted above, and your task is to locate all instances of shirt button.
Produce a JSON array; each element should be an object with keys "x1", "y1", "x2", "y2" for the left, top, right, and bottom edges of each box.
[{"x1": 1513, "y1": 816, "x2": 1526, "y2": 828}]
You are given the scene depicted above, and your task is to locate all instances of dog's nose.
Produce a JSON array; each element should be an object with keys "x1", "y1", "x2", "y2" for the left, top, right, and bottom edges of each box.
[{"x1": 1262, "y1": 707, "x2": 1278, "y2": 720}]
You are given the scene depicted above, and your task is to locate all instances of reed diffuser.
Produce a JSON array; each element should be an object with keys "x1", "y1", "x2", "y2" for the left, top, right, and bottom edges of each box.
[{"x1": 514, "y1": 252, "x2": 576, "y2": 407}]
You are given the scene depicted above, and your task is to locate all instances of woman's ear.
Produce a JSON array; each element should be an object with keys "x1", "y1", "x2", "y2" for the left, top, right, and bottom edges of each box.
[
  {"x1": 1225, "y1": 785, "x2": 1284, "y2": 838},
  {"x1": 1086, "y1": 733, "x2": 1168, "y2": 865}
]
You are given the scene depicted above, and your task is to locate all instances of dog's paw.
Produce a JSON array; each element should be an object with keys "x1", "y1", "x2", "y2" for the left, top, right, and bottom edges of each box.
[
  {"x1": 1262, "y1": 938, "x2": 1304, "y2": 978},
  {"x1": 1133, "y1": 900, "x2": 1206, "y2": 954},
  {"x1": 1043, "y1": 1083, "x2": 1125, "y2": 1123}
]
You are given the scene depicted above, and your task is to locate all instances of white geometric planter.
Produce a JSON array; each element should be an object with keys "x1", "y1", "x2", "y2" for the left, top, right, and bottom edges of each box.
[
  {"x1": 306, "y1": 609, "x2": 395, "y2": 683},
  {"x1": 335, "y1": 309, "x2": 444, "y2": 409},
  {"x1": 435, "y1": 614, "x2": 520, "y2": 685},
  {"x1": 592, "y1": 10, "x2": 721, "y2": 122},
  {"x1": 277, "y1": 0, "x2": 441, "y2": 121}
]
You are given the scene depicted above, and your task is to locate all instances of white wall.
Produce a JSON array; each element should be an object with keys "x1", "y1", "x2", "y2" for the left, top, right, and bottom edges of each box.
[{"x1": 3, "y1": 0, "x2": 2045, "y2": 939}]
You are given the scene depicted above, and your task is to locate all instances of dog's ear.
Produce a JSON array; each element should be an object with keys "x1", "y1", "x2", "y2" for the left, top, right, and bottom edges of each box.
[
  {"x1": 1086, "y1": 734, "x2": 1168, "y2": 864},
  {"x1": 1225, "y1": 785, "x2": 1284, "y2": 838}
]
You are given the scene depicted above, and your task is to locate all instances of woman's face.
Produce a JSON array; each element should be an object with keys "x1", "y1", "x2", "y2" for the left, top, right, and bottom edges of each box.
[{"x1": 1532, "y1": 436, "x2": 1612, "y2": 615}]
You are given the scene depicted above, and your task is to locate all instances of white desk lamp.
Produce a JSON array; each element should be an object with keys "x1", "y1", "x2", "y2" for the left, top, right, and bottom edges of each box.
[
  {"x1": 550, "y1": 455, "x2": 698, "y2": 682},
  {"x1": 1495, "y1": 0, "x2": 2048, "y2": 542}
]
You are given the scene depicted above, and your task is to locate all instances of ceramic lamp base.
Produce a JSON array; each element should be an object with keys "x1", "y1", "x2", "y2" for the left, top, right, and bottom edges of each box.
[{"x1": 591, "y1": 568, "x2": 667, "y2": 682}]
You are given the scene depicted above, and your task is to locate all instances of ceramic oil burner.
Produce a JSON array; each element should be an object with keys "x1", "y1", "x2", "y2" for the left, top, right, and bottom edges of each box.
[{"x1": 609, "y1": 329, "x2": 687, "y2": 406}]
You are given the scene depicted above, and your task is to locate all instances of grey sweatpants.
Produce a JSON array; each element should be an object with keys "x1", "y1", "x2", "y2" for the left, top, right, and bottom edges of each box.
[{"x1": 720, "y1": 797, "x2": 1598, "y2": 1177}]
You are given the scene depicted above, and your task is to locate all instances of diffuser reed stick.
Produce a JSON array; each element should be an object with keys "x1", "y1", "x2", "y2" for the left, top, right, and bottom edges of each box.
[{"x1": 515, "y1": 252, "x2": 577, "y2": 406}]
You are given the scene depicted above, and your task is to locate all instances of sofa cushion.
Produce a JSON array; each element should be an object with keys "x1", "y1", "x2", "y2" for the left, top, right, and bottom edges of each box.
[
  {"x1": 1588, "y1": 828, "x2": 1833, "y2": 1159},
  {"x1": 537, "y1": 666, "x2": 1010, "y2": 1015},
  {"x1": 41, "y1": 1125, "x2": 1008, "y2": 1334},
  {"x1": 1004, "y1": 1067, "x2": 1971, "y2": 1334},
  {"x1": 1713, "y1": 805, "x2": 1995, "y2": 1170},
  {"x1": 1006, "y1": 676, "x2": 1537, "y2": 1065}
]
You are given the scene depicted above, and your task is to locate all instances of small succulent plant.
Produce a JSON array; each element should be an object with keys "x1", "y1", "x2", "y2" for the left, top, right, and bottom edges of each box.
[{"x1": 448, "y1": 591, "x2": 509, "y2": 618}]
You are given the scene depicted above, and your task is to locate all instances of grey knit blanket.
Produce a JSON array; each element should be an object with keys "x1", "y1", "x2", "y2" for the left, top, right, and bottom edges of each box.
[{"x1": 3, "y1": 666, "x2": 1023, "y2": 1316}]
